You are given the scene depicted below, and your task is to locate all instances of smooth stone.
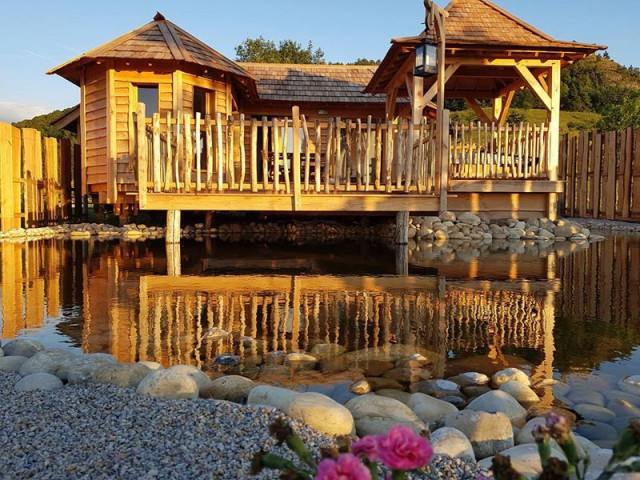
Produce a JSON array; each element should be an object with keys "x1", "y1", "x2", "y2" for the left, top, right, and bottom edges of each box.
[
  {"x1": 602, "y1": 389, "x2": 640, "y2": 404},
  {"x1": 575, "y1": 421, "x2": 619, "y2": 441},
  {"x1": 410, "y1": 379, "x2": 462, "y2": 398},
  {"x1": 58, "y1": 353, "x2": 116, "y2": 381},
  {"x1": 499, "y1": 380, "x2": 540, "y2": 405},
  {"x1": 138, "y1": 361, "x2": 163, "y2": 371},
  {"x1": 441, "y1": 395, "x2": 467, "y2": 408},
  {"x1": 607, "y1": 398, "x2": 640, "y2": 417},
  {"x1": 376, "y1": 389, "x2": 412, "y2": 405},
  {"x1": 92, "y1": 362, "x2": 152, "y2": 388},
  {"x1": 516, "y1": 417, "x2": 547, "y2": 444},
  {"x1": 200, "y1": 375, "x2": 255, "y2": 403},
  {"x1": 408, "y1": 392, "x2": 458, "y2": 429},
  {"x1": 527, "y1": 405, "x2": 577, "y2": 425},
  {"x1": 478, "y1": 444, "x2": 567, "y2": 479},
  {"x1": 286, "y1": 392, "x2": 354, "y2": 436},
  {"x1": 247, "y1": 385, "x2": 297, "y2": 411},
  {"x1": 491, "y1": 368, "x2": 531, "y2": 388},
  {"x1": 443, "y1": 410, "x2": 514, "y2": 460},
  {"x1": 15, "y1": 372, "x2": 63, "y2": 392},
  {"x1": 574, "y1": 404, "x2": 616, "y2": 422},
  {"x1": 585, "y1": 449, "x2": 615, "y2": 480},
  {"x1": 166, "y1": 365, "x2": 212, "y2": 391},
  {"x1": 136, "y1": 370, "x2": 199, "y2": 400},
  {"x1": 0, "y1": 356, "x2": 29, "y2": 372},
  {"x1": 462, "y1": 385, "x2": 492, "y2": 398},
  {"x1": 366, "y1": 377, "x2": 404, "y2": 391},
  {"x1": 0, "y1": 347, "x2": 3, "y2": 357},
  {"x1": 430, "y1": 427, "x2": 476, "y2": 461},
  {"x1": 458, "y1": 372, "x2": 490, "y2": 386},
  {"x1": 349, "y1": 380, "x2": 371, "y2": 395},
  {"x1": 345, "y1": 395, "x2": 426, "y2": 436},
  {"x1": 568, "y1": 388, "x2": 605, "y2": 407},
  {"x1": 466, "y1": 390, "x2": 527, "y2": 425},
  {"x1": 457, "y1": 212, "x2": 481, "y2": 225},
  {"x1": 574, "y1": 435, "x2": 602, "y2": 453},
  {"x1": 19, "y1": 349, "x2": 78, "y2": 378},
  {"x1": 285, "y1": 353, "x2": 317, "y2": 371},
  {"x1": 309, "y1": 344, "x2": 346, "y2": 358},
  {"x1": 67, "y1": 362, "x2": 111, "y2": 385},
  {"x1": 2, "y1": 339, "x2": 45, "y2": 358},
  {"x1": 552, "y1": 382, "x2": 571, "y2": 397},
  {"x1": 618, "y1": 375, "x2": 640, "y2": 396},
  {"x1": 214, "y1": 353, "x2": 240, "y2": 367},
  {"x1": 361, "y1": 360, "x2": 394, "y2": 377},
  {"x1": 382, "y1": 367, "x2": 430, "y2": 384}
]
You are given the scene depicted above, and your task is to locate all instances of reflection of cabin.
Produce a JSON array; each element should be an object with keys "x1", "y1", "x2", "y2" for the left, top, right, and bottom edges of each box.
[{"x1": 48, "y1": 2, "x2": 604, "y2": 224}]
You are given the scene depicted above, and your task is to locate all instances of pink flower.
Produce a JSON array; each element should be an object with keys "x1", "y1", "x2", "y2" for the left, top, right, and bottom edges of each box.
[
  {"x1": 315, "y1": 454, "x2": 372, "y2": 480},
  {"x1": 377, "y1": 426, "x2": 433, "y2": 471},
  {"x1": 352, "y1": 435, "x2": 382, "y2": 462}
]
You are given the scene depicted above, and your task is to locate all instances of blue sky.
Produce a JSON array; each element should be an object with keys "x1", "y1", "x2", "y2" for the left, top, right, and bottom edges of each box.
[{"x1": 0, "y1": 0, "x2": 636, "y2": 123}]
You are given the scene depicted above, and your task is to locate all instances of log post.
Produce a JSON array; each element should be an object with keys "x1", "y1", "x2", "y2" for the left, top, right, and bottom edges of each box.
[
  {"x1": 204, "y1": 212, "x2": 214, "y2": 229},
  {"x1": 166, "y1": 209, "x2": 181, "y2": 244},
  {"x1": 395, "y1": 245, "x2": 409, "y2": 276},
  {"x1": 166, "y1": 243, "x2": 181, "y2": 277},
  {"x1": 292, "y1": 107, "x2": 302, "y2": 210},
  {"x1": 395, "y1": 211, "x2": 409, "y2": 244}
]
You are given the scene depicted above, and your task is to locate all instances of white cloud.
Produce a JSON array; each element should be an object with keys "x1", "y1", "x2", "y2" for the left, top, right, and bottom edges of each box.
[{"x1": 0, "y1": 102, "x2": 51, "y2": 123}]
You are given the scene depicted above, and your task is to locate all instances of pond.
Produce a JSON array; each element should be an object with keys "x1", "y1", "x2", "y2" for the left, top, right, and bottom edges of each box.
[{"x1": 1, "y1": 234, "x2": 640, "y2": 414}]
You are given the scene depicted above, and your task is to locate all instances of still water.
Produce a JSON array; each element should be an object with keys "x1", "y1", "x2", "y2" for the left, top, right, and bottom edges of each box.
[{"x1": 1, "y1": 235, "x2": 640, "y2": 397}]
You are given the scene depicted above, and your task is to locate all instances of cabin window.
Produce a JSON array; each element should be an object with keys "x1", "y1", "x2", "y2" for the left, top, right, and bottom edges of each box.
[
  {"x1": 136, "y1": 85, "x2": 159, "y2": 118},
  {"x1": 193, "y1": 87, "x2": 215, "y2": 118}
]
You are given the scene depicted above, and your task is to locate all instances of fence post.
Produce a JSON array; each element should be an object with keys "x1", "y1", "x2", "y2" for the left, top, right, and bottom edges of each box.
[
  {"x1": 60, "y1": 139, "x2": 72, "y2": 220},
  {"x1": 292, "y1": 106, "x2": 302, "y2": 211},
  {"x1": 439, "y1": 109, "x2": 450, "y2": 212},
  {"x1": 0, "y1": 123, "x2": 15, "y2": 232},
  {"x1": 136, "y1": 103, "x2": 148, "y2": 209}
]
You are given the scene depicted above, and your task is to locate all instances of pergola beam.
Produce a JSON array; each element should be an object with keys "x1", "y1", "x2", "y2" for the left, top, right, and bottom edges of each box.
[
  {"x1": 514, "y1": 64, "x2": 551, "y2": 110},
  {"x1": 465, "y1": 97, "x2": 493, "y2": 124},
  {"x1": 423, "y1": 63, "x2": 460, "y2": 104}
]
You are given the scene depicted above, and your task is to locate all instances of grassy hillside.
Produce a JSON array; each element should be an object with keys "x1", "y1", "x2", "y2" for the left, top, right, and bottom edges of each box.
[{"x1": 450, "y1": 109, "x2": 601, "y2": 135}]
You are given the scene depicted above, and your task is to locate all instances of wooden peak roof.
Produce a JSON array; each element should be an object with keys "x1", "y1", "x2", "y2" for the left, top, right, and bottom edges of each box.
[
  {"x1": 427, "y1": 0, "x2": 603, "y2": 49},
  {"x1": 365, "y1": 0, "x2": 606, "y2": 95},
  {"x1": 47, "y1": 13, "x2": 257, "y2": 94}
]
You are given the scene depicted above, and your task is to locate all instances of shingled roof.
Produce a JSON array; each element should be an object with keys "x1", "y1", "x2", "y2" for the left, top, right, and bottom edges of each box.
[
  {"x1": 425, "y1": 0, "x2": 604, "y2": 49},
  {"x1": 240, "y1": 63, "x2": 385, "y2": 104},
  {"x1": 365, "y1": 0, "x2": 606, "y2": 95},
  {"x1": 47, "y1": 13, "x2": 257, "y2": 96}
]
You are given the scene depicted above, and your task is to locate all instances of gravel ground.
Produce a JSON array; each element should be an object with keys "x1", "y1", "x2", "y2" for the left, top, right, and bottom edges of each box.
[{"x1": 0, "y1": 372, "x2": 488, "y2": 480}]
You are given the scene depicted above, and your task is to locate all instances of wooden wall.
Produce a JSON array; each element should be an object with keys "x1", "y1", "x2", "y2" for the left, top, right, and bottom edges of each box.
[
  {"x1": 83, "y1": 66, "x2": 107, "y2": 196},
  {"x1": 448, "y1": 193, "x2": 548, "y2": 219}
]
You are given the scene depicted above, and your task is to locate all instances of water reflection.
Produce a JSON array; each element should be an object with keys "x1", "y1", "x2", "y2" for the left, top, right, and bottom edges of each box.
[{"x1": 1, "y1": 236, "x2": 640, "y2": 384}]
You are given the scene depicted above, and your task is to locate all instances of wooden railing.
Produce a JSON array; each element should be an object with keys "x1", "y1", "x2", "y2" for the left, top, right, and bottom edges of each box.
[
  {"x1": 450, "y1": 121, "x2": 550, "y2": 180},
  {"x1": 135, "y1": 104, "x2": 440, "y2": 198}
]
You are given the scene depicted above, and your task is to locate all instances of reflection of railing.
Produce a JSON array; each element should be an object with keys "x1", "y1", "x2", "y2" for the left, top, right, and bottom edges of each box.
[
  {"x1": 450, "y1": 121, "x2": 550, "y2": 180},
  {"x1": 135, "y1": 104, "x2": 439, "y2": 198},
  {"x1": 136, "y1": 275, "x2": 554, "y2": 369}
]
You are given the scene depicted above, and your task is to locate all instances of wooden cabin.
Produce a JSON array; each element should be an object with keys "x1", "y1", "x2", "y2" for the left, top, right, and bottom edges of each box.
[{"x1": 47, "y1": 2, "x2": 604, "y2": 236}]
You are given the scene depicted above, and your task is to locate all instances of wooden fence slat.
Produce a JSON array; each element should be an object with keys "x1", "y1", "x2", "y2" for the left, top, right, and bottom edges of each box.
[
  {"x1": 605, "y1": 131, "x2": 617, "y2": 220},
  {"x1": 592, "y1": 131, "x2": 602, "y2": 218},
  {"x1": 622, "y1": 126, "x2": 633, "y2": 219},
  {"x1": 632, "y1": 129, "x2": 640, "y2": 217}
]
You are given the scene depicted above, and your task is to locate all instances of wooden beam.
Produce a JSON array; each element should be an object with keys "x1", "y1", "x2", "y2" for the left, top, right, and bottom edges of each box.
[
  {"x1": 79, "y1": 70, "x2": 88, "y2": 198},
  {"x1": 106, "y1": 68, "x2": 117, "y2": 203},
  {"x1": 0, "y1": 123, "x2": 15, "y2": 232},
  {"x1": 515, "y1": 65, "x2": 551, "y2": 111},
  {"x1": 449, "y1": 180, "x2": 564, "y2": 193},
  {"x1": 386, "y1": 87, "x2": 398, "y2": 122},
  {"x1": 498, "y1": 91, "x2": 515, "y2": 126},
  {"x1": 411, "y1": 76, "x2": 424, "y2": 123},
  {"x1": 464, "y1": 98, "x2": 492, "y2": 124},
  {"x1": 423, "y1": 64, "x2": 460, "y2": 105}
]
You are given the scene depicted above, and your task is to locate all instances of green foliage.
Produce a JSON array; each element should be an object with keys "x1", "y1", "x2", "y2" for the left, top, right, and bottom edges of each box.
[
  {"x1": 350, "y1": 58, "x2": 381, "y2": 65},
  {"x1": 235, "y1": 36, "x2": 325, "y2": 64},
  {"x1": 596, "y1": 93, "x2": 640, "y2": 131},
  {"x1": 12, "y1": 107, "x2": 77, "y2": 140}
]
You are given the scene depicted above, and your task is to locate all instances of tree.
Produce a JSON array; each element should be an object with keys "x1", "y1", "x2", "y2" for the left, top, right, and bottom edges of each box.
[
  {"x1": 350, "y1": 58, "x2": 381, "y2": 65},
  {"x1": 235, "y1": 36, "x2": 325, "y2": 64},
  {"x1": 596, "y1": 93, "x2": 640, "y2": 131}
]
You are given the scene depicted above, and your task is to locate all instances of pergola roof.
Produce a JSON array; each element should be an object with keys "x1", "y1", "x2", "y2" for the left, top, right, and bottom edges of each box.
[
  {"x1": 240, "y1": 63, "x2": 386, "y2": 104},
  {"x1": 47, "y1": 13, "x2": 257, "y2": 97},
  {"x1": 365, "y1": 0, "x2": 606, "y2": 96}
]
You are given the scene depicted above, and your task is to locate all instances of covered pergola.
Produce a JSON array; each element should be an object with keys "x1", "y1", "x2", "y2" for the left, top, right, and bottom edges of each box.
[{"x1": 365, "y1": 0, "x2": 605, "y2": 217}]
